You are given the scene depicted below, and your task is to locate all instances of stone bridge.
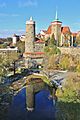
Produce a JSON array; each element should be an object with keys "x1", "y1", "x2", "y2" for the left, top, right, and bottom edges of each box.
[
  {"x1": 25, "y1": 74, "x2": 58, "y2": 111},
  {"x1": 10, "y1": 73, "x2": 60, "y2": 111}
]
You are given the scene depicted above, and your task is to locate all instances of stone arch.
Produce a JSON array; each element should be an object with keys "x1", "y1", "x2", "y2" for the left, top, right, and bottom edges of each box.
[{"x1": 26, "y1": 74, "x2": 57, "y2": 111}]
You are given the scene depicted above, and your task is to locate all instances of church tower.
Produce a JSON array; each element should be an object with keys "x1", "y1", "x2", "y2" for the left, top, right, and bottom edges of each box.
[
  {"x1": 25, "y1": 17, "x2": 35, "y2": 53},
  {"x1": 51, "y1": 11, "x2": 62, "y2": 46}
]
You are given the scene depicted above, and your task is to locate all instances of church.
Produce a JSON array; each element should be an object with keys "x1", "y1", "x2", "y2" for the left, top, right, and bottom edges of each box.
[{"x1": 39, "y1": 11, "x2": 77, "y2": 47}]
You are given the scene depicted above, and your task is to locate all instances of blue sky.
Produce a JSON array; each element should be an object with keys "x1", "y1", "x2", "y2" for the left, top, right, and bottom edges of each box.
[{"x1": 0, "y1": 0, "x2": 80, "y2": 38}]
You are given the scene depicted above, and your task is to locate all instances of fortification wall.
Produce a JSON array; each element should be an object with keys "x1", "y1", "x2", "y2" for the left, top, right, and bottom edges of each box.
[{"x1": 58, "y1": 47, "x2": 80, "y2": 56}]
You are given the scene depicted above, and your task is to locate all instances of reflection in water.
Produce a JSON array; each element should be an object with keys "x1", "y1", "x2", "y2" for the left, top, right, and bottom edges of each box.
[{"x1": 5, "y1": 88, "x2": 56, "y2": 120}]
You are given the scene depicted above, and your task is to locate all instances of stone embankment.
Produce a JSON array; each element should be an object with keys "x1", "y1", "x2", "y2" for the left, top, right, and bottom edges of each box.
[
  {"x1": 58, "y1": 47, "x2": 80, "y2": 55},
  {"x1": 9, "y1": 77, "x2": 27, "y2": 95}
]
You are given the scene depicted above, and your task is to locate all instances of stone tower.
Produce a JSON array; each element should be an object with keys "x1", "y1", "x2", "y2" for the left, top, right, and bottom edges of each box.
[
  {"x1": 51, "y1": 11, "x2": 62, "y2": 46},
  {"x1": 25, "y1": 17, "x2": 35, "y2": 53}
]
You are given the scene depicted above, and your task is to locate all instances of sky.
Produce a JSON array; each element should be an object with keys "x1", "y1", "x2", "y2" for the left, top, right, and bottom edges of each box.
[{"x1": 0, "y1": 0, "x2": 80, "y2": 38}]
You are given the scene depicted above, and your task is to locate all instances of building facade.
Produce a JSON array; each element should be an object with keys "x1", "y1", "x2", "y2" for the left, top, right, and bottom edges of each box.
[{"x1": 40, "y1": 11, "x2": 78, "y2": 47}]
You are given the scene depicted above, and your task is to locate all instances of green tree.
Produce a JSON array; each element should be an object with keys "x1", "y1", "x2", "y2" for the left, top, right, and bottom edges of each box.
[
  {"x1": 49, "y1": 34, "x2": 55, "y2": 47},
  {"x1": 7, "y1": 37, "x2": 12, "y2": 42},
  {"x1": 16, "y1": 41, "x2": 25, "y2": 54},
  {"x1": 0, "y1": 43, "x2": 7, "y2": 48}
]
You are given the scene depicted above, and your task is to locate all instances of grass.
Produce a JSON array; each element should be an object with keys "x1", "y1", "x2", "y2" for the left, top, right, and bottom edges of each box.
[{"x1": 56, "y1": 101, "x2": 80, "y2": 120}]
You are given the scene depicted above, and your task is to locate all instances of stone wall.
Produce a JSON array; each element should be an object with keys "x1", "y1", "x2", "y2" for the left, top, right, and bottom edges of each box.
[
  {"x1": 25, "y1": 23, "x2": 35, "y2": 53},
  {"x1": 58, "y1": 47, "x2": 80, "y2": 56},
  {"x1": 0, "y1": 48, "x2": 18, "y2": 60},
  {"x1": 34, "y1": 43, "x2": 45, "y2": 52}
]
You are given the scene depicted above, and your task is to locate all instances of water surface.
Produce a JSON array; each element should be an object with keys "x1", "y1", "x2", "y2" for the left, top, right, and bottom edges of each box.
[{"x1": 5, "y1": 88, "x2": 56, "y2": 120}]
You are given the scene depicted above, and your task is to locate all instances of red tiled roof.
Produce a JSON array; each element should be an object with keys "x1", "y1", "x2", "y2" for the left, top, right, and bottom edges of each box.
[
  {"x1": 35, "y1": 37, "x2": 44, "y2": 43},
  {"x1": 41, "y1": 26, "x2": 51, "y2": 35},
  {"x1": 61, "y1": 26, "x2": 71, "y2": 34},
  {"x1": 35, "y1": 40, "x2": 44, "y2": 43},
  {"x1": 72, "y1": 33, "x2": 77, "y2": 36},
  {"x1": 46, "y1": 25, "x2": 51, "y2": 34},
  {"x1": 24, "y1": 52, "x2": 44, "y2": 55}
]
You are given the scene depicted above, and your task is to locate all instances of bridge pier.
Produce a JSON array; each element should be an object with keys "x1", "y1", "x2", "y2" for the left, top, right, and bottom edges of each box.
[
  {"x1": 52, "y1": 88, "x2": 57, "y2": 105},
  {"x1": 48, "y1": 87, "x2": 57, "y2": 105},
  {"x1": 26, "y1": 78, "x2": 45, "y2": 111},
  {"x1": 26, "y1": 85, "x2": 34, "y2": 111},
  {"x1": 26, "y1": 85, "x2": 57, "y2": 111},
  {"x1": 25, "y1": 75, "x2": 58, "y2": 111}
]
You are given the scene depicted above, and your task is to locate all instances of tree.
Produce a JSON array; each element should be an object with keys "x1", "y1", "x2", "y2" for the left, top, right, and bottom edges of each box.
[
  {"x1": 7, "y1": 51, "x2": 18, "y2": 75},
  {"x1": 76, "y1": 35, "x2": 80, "y2": 46},
  {"x1": 59, "y1": 56, "x2": 69, "y2": 70},
  {"x1": 56, "y1": 73, "x2": 80, "y2": 120},
  {"x1": 7, "y1": 37, "x2": 12, "y2": 42},
  {"x1": 63, "y1": 32, "x2": 71, "y2": 47},
  {"x1": 0, "y1": 54, "x2": 10, "y2": 82},
  {"x1": 16, "y1": 41, "x2": 25, "y2": 54},
  {"x1": 49, "y1": 34, "x2": 55, "y2": 47},
  {"x1": 0, "y1": 50, "x2": 18, "y2": 79},
  {"x1": 43, "y1": 36, "x2": 61, "y2": 70}
]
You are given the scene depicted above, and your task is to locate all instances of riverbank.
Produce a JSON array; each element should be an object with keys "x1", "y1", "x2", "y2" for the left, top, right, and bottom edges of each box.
[
  {"x1": 0, "y1": 70, "x2": 80, "y2": 120},
  {"x1": 0, "y1": 69, "x2": 66, "y2": 120},
  {"x1": 0, "y1": 85, "x2": 13, "y2": 120},
  {"x1": 56, "y1": 72, "x2": 80, "y2": 120}
]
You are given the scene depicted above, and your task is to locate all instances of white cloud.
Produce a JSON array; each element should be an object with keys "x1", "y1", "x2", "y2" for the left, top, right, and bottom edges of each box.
[
  {"x1": 0, "y1": 13, "x2": 20, "y2": 17},
  {"x1": 0, "y1": 29, "x2": 25, "y2": 38},
  {"x1": 17, "y1": 29, "x2": 25, "y2": 32},
  {"x1": 18, "y1": 0, "x2": 38, "y2": 7},
  {"x1": 11, "y1": 14, "x2": 20, "y2": 17},
  {"x1": 0, "y1": 29, "x2": 25, "y2": 33},
  {"x1": 0, "y1": 2, "x2": 6, "y2": 8}
]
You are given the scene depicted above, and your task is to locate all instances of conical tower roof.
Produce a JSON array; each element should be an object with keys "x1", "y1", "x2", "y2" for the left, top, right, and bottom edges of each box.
[{"x1": 26, "y1": 16, "x2": 35, "y2": 24}]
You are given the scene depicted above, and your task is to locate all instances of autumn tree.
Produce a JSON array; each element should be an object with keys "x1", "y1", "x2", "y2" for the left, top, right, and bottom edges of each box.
[
  {"x1": 76, "y1": 34, "x2": 80, "y2": 46},
  {"x1": 43, "y1": 34, "x2": 61, "y2": 70},
  {"x1": 0, "y1": 50, "x2": 18, "y2": 80}
]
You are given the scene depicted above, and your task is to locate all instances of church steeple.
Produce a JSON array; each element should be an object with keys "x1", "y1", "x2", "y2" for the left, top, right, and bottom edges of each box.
[
  {"x1": 51, "y1": 8, "x2": 62, "y2": 46},
  {"x1": 55, "y1": 7, "x2": 60, "y2": 21},
  {"x1": 55, "y1": 10, "x2": 58, "y2": 20}
]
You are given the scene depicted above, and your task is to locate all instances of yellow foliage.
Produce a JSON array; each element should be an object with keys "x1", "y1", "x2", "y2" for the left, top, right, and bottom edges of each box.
[{"x1": 76, "y1": 63, "x2": 80, "y2": 72}]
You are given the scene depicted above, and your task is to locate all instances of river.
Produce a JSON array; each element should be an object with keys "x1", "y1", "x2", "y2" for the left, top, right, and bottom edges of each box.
[
  {"x1": 1, "y1": 70, "x2": 67, "y2": 120},
  {"x1": 5, "y1": 88, "x2": 56, "y2": 120}
]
